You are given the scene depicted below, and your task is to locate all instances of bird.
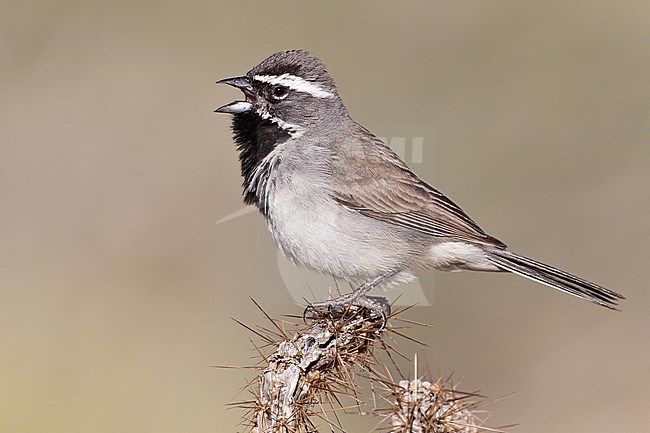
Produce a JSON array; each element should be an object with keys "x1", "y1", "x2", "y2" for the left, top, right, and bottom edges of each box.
[{"x1": 215, "y1": 49, "x2": 624, "y2": 320}]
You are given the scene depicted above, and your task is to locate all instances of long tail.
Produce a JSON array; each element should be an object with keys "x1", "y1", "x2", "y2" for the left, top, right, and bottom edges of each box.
[{"x1": 486, "y1": 248, "x2": 625, "y2": 310}]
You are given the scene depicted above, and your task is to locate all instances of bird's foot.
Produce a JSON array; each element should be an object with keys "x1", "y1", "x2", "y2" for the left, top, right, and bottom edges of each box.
[{"x1": 303, "y1": 292, "x2": 391, "y2": 329}]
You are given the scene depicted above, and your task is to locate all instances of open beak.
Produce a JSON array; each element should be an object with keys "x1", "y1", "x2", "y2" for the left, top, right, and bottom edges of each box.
[{"x1": 215, "y1": 76, "x2": 255, "y2": 114}]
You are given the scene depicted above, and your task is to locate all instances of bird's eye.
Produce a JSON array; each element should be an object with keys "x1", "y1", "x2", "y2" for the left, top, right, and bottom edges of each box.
[{"x1": 270, "y1": 85, "x2": 289, "y2": 101}]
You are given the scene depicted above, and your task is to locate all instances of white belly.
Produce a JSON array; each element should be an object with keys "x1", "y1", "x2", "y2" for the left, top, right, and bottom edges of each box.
[{"x1": 264, "y1": 175, "x2": 408, "y2": 283}]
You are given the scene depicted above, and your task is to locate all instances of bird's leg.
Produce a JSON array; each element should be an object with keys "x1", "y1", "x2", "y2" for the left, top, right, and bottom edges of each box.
[{"x1": 303, "y1": 271, "x2": 399, "y2": 327}]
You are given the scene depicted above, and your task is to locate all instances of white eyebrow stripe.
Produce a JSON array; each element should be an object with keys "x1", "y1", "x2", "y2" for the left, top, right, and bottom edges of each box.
[{"x1": 253, "y1": 73, "x2": 335, "y2": 98}]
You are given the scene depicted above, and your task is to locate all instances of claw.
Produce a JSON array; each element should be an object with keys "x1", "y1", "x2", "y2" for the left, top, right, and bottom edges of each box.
[
  {"x1": 302, "y1": 304, "x2": 315, "y2": 324},
  {"x1": 300, "y1": 270, "x2": 399, "y2": 327},
  {"x1": 302, "y1": 293, "x2": 390, "y2": 329}
]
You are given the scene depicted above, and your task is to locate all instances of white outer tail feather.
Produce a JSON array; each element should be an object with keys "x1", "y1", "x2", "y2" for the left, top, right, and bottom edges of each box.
[{"x1": 485, "y1": 248, "x2": 624, "y2": 310}]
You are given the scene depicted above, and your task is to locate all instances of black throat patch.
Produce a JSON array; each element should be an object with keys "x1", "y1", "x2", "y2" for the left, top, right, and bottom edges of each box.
[{"x1": 230, "y1": 111, "x2": 292, "y2": 213}]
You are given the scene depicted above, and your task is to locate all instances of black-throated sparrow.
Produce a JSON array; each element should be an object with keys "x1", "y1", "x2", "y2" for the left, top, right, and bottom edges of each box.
[{"x1": 216, "y1": 50, "x2": 623, "y2": 318}]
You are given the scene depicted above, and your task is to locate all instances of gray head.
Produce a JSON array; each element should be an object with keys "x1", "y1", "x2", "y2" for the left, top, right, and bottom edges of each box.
[
  {"x1": 216, "y1": 51, "x2": 350, "y2": 210},
  {"x1": 216, "y1": 50, "x2": 347, "y2": 132}
]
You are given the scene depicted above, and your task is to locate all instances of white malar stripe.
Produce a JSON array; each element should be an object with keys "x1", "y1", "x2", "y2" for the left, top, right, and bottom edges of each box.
[
  {"x1": 258, "y1": 110, "x2": 305, "y2": 138},
  {"x1": 253, "y1": 73, "x2": 334, "y2": 98}
]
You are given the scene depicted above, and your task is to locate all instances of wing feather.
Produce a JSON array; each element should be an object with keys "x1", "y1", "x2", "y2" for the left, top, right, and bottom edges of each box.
[{"x1": 331, "y1": 135, "x2": 506, "y2": 248}]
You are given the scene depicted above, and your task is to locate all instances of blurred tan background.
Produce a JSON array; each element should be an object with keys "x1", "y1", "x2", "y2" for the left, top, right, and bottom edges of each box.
[{"x1": 1, "y1": 1, "x2": 649, "y2": 432}]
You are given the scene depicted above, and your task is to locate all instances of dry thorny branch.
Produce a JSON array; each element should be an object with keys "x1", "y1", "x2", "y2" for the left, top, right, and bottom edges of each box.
[{"x1": 221, "y1": 299, "x2": 499, "y2": 433}]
